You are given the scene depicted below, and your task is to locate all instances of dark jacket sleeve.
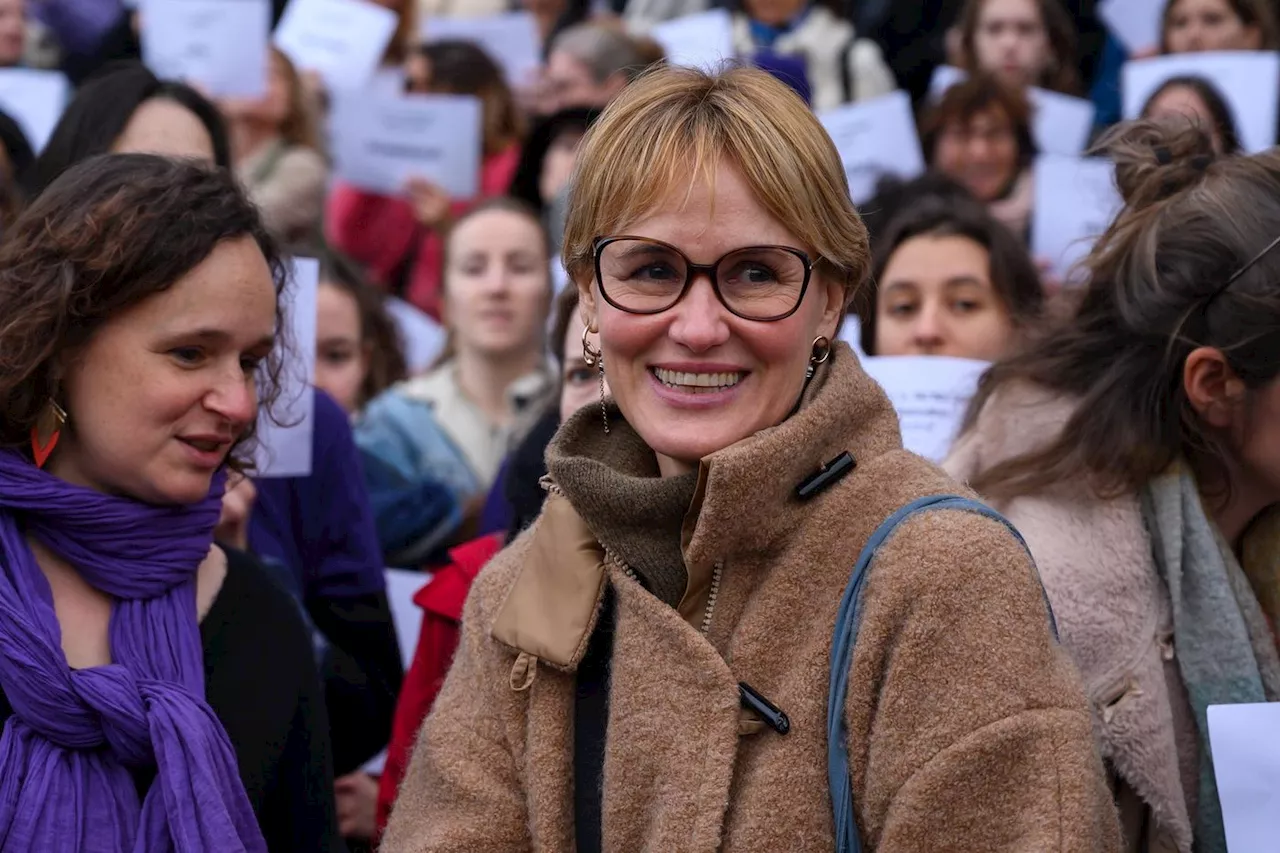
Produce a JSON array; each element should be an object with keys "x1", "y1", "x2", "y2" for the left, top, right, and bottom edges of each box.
[{"x1": 308, "y1": 591, "x2": 406, "y2": 776}]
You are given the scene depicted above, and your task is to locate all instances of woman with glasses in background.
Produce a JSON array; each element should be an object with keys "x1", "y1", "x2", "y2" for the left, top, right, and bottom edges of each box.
[{"x1": 381, "y1": 65, "x2": 1120, "y2": 853}]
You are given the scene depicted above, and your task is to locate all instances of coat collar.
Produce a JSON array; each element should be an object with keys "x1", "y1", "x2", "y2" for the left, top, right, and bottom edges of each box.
[{"x1": 490, "y1": 344, "x2": 903, "y2": 669}]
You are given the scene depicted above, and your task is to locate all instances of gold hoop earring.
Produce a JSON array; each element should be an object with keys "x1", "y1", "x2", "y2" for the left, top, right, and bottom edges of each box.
[
  {"x1": 582, "y1": 326, "x2": 610, "y2": 434},
  {"x1": 581, "y1": 325, "x2": 602, "y2": 367},
  {"x1": 806, "y1": 335, "x2": 831, "y2": 380}
]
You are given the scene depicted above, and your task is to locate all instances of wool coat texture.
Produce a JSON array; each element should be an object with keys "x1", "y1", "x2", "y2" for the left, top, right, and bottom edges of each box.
[
  {"x1": 382, "y1": 346, "x2": 1122, "y2": 852},
  {"x1": 944, "y1": 384, "x2": 1219, "y2": 853}
]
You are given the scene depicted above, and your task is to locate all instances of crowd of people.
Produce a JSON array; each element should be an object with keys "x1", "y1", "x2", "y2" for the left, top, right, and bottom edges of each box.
[{"x1": 0, "y1": 0, "x2": 1278, "y2": 851}]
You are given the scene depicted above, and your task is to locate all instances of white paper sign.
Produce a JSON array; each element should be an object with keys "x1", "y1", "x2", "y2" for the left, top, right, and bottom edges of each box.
[
  {"x1": 819, "y1": 91, "x2": 925, "y2": 204},
  {"x1": 274, "y1": 0, "x2": 398, "y2": 93},
  {"x1": 384, "y1": 567, "x2": 430, "y2": 668},
  {"x1": 929, "y1": 65, "x2": 1095, "y2": 156},
  {"x1": 649, "y1": 9, "x2": 735, "y2": 70},
  {"x1": 1031, "y1": 154, "x2": 1122, "y2": 282},
  {"x1": 140, "y1": 0, "x2": 271, "y2": 98},
  {"x1": 422, "y1": 12, "x2": 541, "y2": 88},
  {"x1": 1122, "y1": 51, "x2": 1280, "y2": 153},
  {"x1": 837, "y1": 316, "x2": 863, "y2": 357},
  {"x1": 0, "y1": 69, "x2": 69, "y2": 152},
  {"x1": 1207, "y1": 703, "x2": 1280, "y2": 853},
  {"x1": 330, "y1": 92, "x2": 482, "y2": 198},
  {"x1": 1098, "y1": 0, "x2": 1163, "y2": 55},
  {"x1": 255, "y1": 257, "x2": 319, "y2": 478},
  {"x1": 861, "y1": 355, "x2": 988, "y2": 462}
]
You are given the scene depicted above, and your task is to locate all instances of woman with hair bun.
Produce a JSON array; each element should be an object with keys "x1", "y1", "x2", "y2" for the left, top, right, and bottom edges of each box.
[{"x1": 948, "y1": 119, "x2": 1280, "y2": 853}]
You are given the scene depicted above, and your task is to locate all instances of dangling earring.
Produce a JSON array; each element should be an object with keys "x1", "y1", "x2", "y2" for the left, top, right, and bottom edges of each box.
[
  {"x1": 806, "y1": 335, "x2": 832, "y2": 380},
  {"x1": 582, "y1": 326, "x2": 609, "y2": 434},
  {"x1": 30, "y1": 399, "x2": 67, "y2": 469}
]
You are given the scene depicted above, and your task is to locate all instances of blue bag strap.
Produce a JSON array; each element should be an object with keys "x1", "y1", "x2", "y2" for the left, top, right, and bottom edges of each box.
[{"x1": 826, "y1": 495, "x2": 1052, "y2": 853}]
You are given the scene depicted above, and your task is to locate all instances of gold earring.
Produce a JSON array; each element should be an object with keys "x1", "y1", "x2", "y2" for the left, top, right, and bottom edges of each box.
[
  {"x1": 806, "y1": 335, "x2": 832, "y2": 380},
  {"x1": 582, "y1": 326, "x2": 609, "y2": 434},
  {"x1": 31, "y1": 399, "x2": 67, "y2": 468}
]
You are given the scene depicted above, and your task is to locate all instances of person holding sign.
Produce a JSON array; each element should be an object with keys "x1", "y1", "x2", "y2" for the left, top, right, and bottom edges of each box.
[
  {"x1": 954, "y1": 0, "x2": 1084, "y2": 94},
  {"x1": 921, "y1": 75, "x2": 1038, "y2": 239},
  {"x1": 1161, "y1": 0, "x2": 1277, "y2": 52},
  {"x1": 858, "y1": 192, "x2": 1043, "y2": 361},
  {"x1": 948, "y1": 119, "x2": 1280, "y2": 853},
  {"x1": 0, "y1": 153, "x2": 343, "y2": 852},
  {"x1": 382, "y1": 65, "x2": 1120, "y2": 853},
  {"x1": 220, "y1": 48, "x2": 330, "y2": 244},
  {"x1": 729, "y1": 0, "x2": 896, "y2": 109},
  {"x1": 325, "y1": 40, "x2": 522, "y2": 321}
]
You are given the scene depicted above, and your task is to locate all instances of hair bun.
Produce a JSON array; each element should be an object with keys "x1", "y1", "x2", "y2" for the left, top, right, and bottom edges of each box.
[{"x1": 1097, "y1": 118, "x2": 1218, "y2": 208}]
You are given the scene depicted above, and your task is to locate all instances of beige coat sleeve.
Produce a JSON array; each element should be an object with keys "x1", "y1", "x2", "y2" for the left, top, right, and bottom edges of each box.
[
  {"x1": 379, "y1": 568, "x2": 532, "y2": 853},
  {"x1": 847, "y1": 38, "x2": 896, "y2": 102},
  {"x1": 847, "y1": 508, "x2": 1123, "y2": 852},
  {"x1": 248, "y1": 148, "x2": 329, "y2": 243}
]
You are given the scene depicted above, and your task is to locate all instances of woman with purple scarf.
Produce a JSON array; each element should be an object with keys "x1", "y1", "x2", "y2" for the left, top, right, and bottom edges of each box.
[{"x1": 0, "y1": 152, "x2": 343, "y2": 850}]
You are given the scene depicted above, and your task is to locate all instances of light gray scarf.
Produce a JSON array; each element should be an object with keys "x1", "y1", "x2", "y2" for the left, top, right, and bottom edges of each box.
[{"x1": 1141, "y1": 465, "x2": 1280, "y2": 853}]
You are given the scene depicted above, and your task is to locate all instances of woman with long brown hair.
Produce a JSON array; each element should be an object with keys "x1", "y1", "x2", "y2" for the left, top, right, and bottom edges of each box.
[
  {"x1": 219, "y1": 48, "x2": 329, "y2": 244},
  {"x1": 947, "y1": 119, "x2": 1280, "y2": 853},
  {"x1": 955, "y1": 0, "x2": 1082, "y2": 94}
]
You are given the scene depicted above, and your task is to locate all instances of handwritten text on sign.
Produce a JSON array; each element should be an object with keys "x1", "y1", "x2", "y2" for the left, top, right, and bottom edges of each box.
[{"x1": 330, "y1": 93, "x2": 482, "y2": 198}]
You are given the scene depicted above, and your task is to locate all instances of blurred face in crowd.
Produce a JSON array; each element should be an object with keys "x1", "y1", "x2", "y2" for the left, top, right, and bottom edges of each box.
[
  {"x1": 1144, "y1": 84, "x2": 1228, "y2": 152},
  {"x1": 560, "y1": 314, "x2": 608, "y2": 421},
  {"x1": 542, "y1": 50, "x2": 618, "y2": 113},
  {"x1": 541, "y1": 127, "x2": 584, "y2": 202},
  {"x1": 582, "y1": 161, "x2": 844, "y2": 476},
  {"x1": 875, "y1": 233, "x2": 1016, "y2": 361},
  {"x1": 0, "y1": 0, "x2": 23, "y2": 67},
  {"x1": 253, "y1": 52, "x2": 294, "y2": 129},
  {"x1": 932, "y1": 106, "x2": 1020, "y2": 202},
  {"x1": 1164, "y1": 0, "x2": 1263, "y2": 52},
  {"x1": 972, "y1": 0, "x2": 1051, "y2": 89},
  {"x1": 315, "y1": 282, "x2": 370, "y2": 415},
  {"x1": 743, "y1": 0, "x2": 808, "y2": 26},
  {"x1": 49, "y1": 238, "x2": 276, "y2": 505},
  {"x1": 112, "y1": 97, "x2": 216, "y2": 162},
  {"x1": 445, "y1": 209, "x2": 551, "y2": 360}
]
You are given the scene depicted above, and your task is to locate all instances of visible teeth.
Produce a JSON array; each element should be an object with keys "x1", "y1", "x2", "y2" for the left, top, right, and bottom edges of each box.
[{"x1": 653, "y1": 367, "x2": 743, "y2": 391}]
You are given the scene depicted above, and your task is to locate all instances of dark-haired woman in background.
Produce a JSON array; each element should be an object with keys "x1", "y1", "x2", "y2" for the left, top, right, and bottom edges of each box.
[
  {"x1": 311, "y1": 244, "x2": 411, "y2": 417},
  {"x1": 921, "y1": 75, "x2": 1038, "y2": 240},
  {"x1": 954, "y1": 0, "x2": 1082, "y2": 94},
  {"x1": 0, "y1": 152, "x2": 341, "y2": 851},
  {"x1": 28, "y1": 61, "x2": 230, "y2": 195},
  {"x1": 1161, "y1": 0, "x2": 1277, "y2": 52},
  {"x1": 1141, "y1": 75, "x2": 1243, "y2": 155},
  {"x1": 947, "y1": 120, "x2": 1280, "y2": 853},
  {"x1": 859, "y1": 194, "x2": 1043, "y2": 360},
  {"x1": 0, "y1": 107, "x2": 32, "y2": 232},
  {"x1": 326, "y1": 40, "x2": 524, "y2": 321}
]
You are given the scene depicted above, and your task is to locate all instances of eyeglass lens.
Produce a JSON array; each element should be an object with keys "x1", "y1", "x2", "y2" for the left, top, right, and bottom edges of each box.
[{"x1": 596, "y1": 238, "x2": 808, "y2": 320}]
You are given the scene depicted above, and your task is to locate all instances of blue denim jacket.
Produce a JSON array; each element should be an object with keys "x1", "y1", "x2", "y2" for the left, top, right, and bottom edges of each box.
[{"x1": 353, "y1": 391, "x2": 472, "y2": 568}]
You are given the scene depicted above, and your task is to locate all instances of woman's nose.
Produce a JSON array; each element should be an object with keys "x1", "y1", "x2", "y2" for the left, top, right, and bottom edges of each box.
[
  {"x1": 910, "y1": 305, "x2": 947, "y2": 353},
  {"x1": 205, "y1": 368, "x2": 258, "y2": 429},
  {"x1": 667, "y1": 274, "x2": 731, "y2": 352}
]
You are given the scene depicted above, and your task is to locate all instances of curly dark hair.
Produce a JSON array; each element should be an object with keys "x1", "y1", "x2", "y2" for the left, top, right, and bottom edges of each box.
[{"x1": 0, "y1": 153, "x2": 288, "y2": 471}]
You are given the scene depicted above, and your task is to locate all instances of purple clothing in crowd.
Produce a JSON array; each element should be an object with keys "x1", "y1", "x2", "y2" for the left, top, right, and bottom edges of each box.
[{"x1": 249, "y1": 388, "x2": 386, "y2": 600}]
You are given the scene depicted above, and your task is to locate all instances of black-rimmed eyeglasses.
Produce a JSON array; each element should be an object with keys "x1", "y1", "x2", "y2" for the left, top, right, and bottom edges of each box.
[{"x1": 592, "y1": 236, "x2": 816, "y2": 322}]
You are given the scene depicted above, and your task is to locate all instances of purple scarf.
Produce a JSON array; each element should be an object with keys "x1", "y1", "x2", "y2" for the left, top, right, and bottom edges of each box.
[{"x1": 0, "y1": 450, "x2": 266, "y2": 852}]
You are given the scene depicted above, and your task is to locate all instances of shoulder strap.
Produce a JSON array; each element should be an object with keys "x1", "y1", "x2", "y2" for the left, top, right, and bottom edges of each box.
[{"x1": 826, "y1": 495, "x2": 1049, "y2": 853}]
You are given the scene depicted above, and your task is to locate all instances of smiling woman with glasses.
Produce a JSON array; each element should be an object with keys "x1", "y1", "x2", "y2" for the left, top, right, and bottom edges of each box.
[{"x1": 382, "y1": 66, "x2": 1121, "y2": 853}]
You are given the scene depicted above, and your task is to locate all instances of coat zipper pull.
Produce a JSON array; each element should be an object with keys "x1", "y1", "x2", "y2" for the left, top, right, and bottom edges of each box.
[{"x1": 739, "y1": 682, "x2": 790, "y2": 735}]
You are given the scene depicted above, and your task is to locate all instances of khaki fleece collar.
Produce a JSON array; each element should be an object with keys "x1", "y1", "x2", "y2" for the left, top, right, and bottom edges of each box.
[{"x1": 490, "y1": 344, "x2": 903, "y2": 667}]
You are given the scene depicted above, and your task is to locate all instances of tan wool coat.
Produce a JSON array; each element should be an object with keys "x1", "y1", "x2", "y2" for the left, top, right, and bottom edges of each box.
[{"x1": 382, "y1": 346, "x2": 1122, "y2": 852}]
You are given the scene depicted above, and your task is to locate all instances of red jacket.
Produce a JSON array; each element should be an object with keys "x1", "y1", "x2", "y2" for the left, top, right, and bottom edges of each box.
[
  {"x1": 376, "y1": 532, "x2": 504, "y2": 834},
  {"x1": 324, "y1": 144, "x2": 521, "y2": 321}
]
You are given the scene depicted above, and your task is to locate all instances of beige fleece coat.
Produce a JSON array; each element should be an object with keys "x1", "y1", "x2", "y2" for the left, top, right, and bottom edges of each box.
[
  {"x1": 382, "y1": 346, "x2": 1122, "y2": 852},
  {"x1": 944, "y1": 385, "x2": 1200, "y2": 853}
]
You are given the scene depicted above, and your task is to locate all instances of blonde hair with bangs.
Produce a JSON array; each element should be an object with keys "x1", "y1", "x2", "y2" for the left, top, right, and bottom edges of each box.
[{"x1": 562, "y1": 65, "x2": 870, "y2": 310}]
